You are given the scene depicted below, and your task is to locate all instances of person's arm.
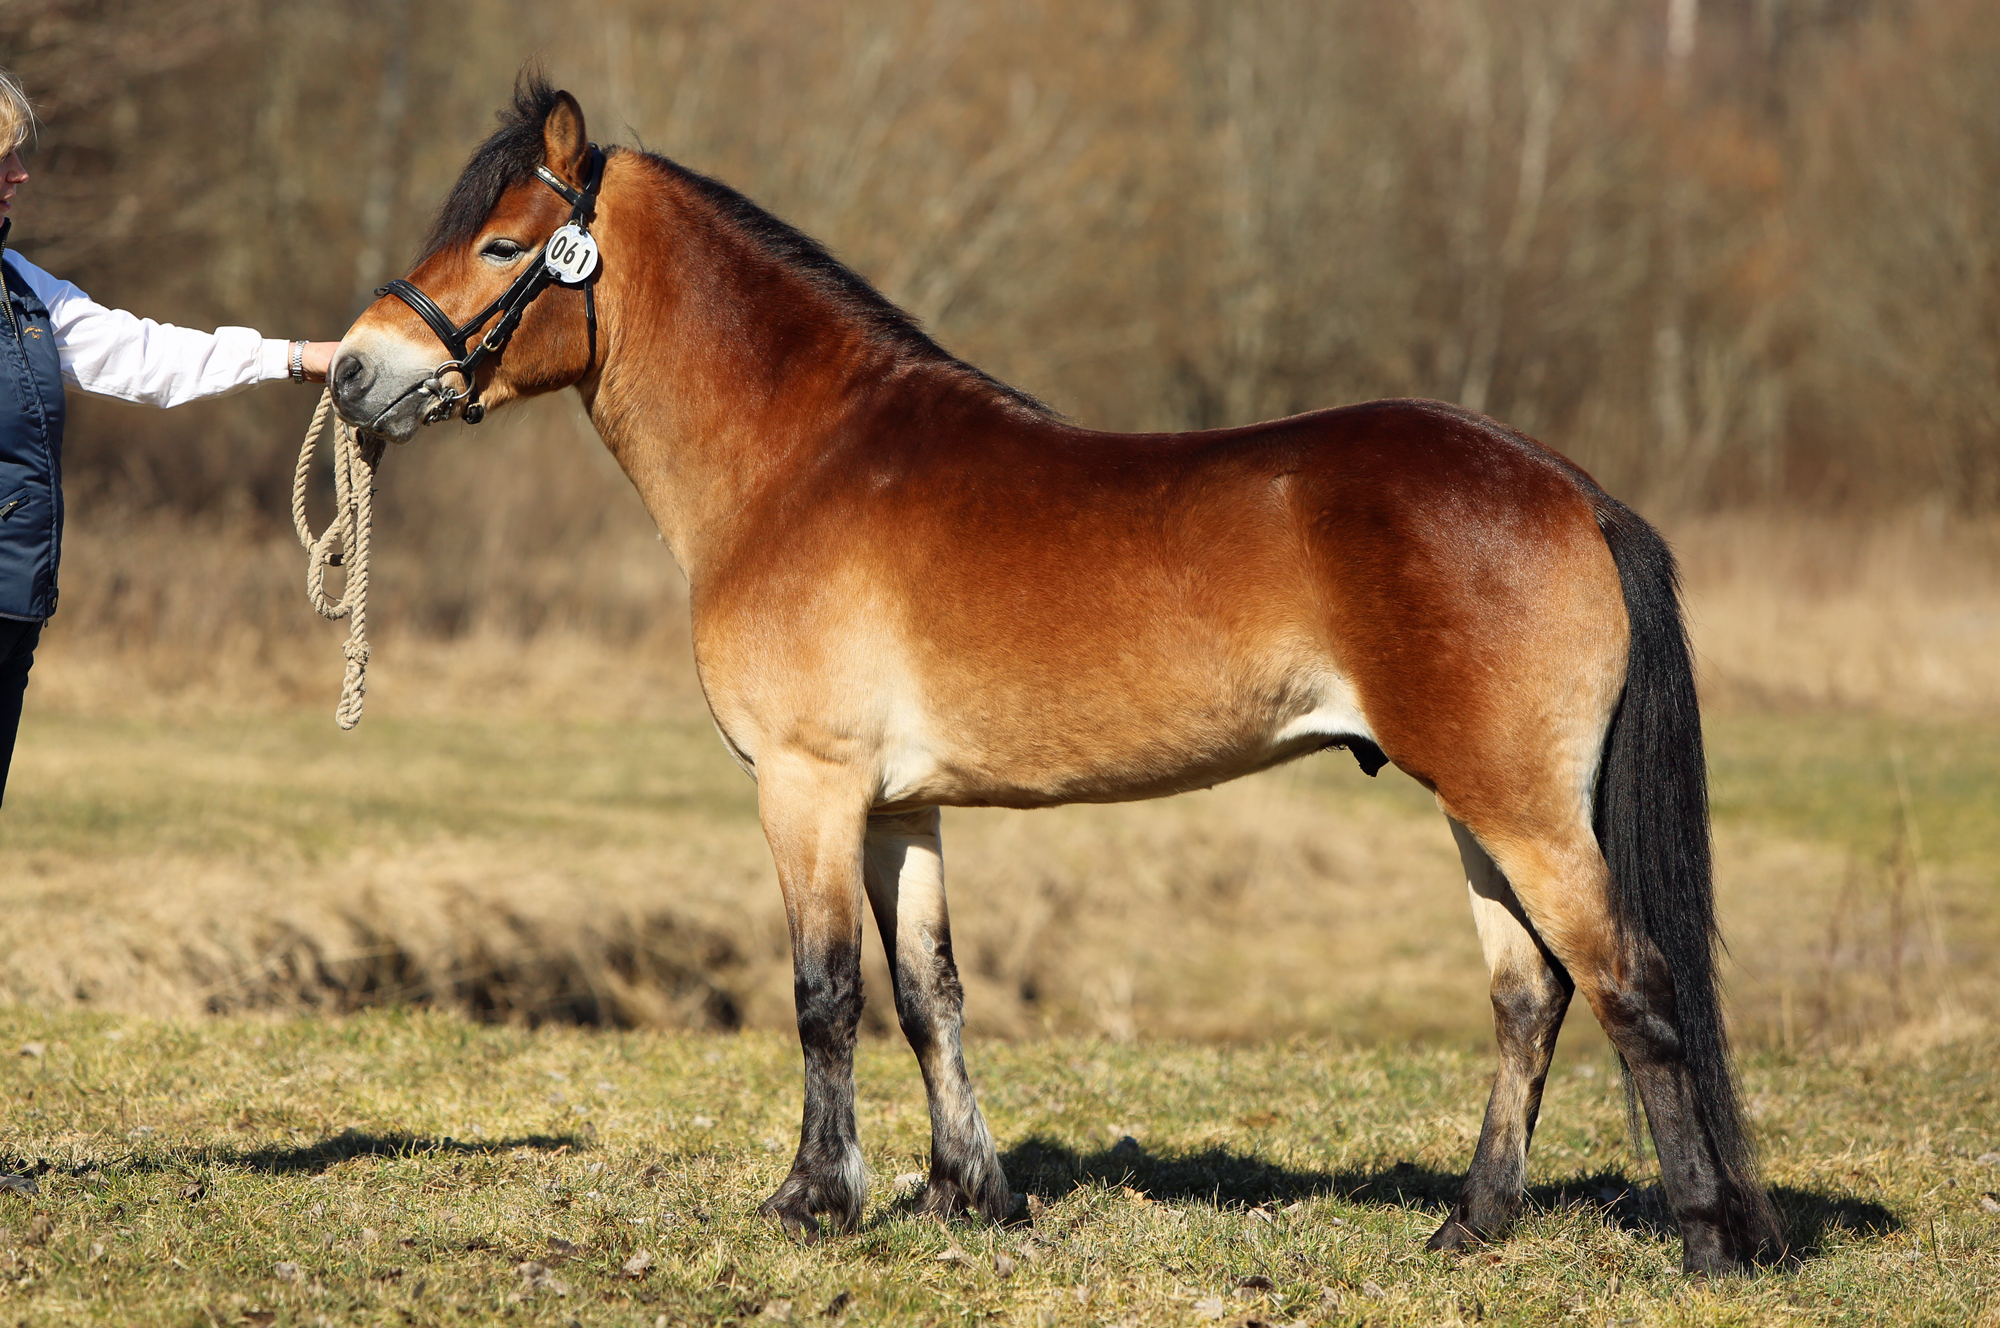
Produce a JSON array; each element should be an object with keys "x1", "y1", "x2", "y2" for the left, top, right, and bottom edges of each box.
[{"x1": 5, "y1": 250, "x2": 335, "y2": 406}]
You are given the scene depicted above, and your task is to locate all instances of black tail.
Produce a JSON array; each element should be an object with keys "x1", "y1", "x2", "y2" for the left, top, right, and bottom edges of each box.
[{"x1": 1591, "y1": 496, "x2": 1785, "y2": 1258}]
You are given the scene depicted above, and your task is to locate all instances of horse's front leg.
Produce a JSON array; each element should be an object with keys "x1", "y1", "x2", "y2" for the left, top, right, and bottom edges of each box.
[
  {"x1": 862, "y1": 808, "x2": 1012, "y2": 1222},
  {"x1": 756, "y1": 760, "x2": 871, "y2": 1239}
]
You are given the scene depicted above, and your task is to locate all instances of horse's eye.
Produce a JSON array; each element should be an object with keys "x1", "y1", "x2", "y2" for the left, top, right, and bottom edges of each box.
[{"x1": 480, "y1": 239, "x2": 525, "y2": 263}]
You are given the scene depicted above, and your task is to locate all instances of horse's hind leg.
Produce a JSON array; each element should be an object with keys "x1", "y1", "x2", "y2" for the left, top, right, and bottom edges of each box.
[
  {"x1": 862, "y1": 808, "x2": 1012, "y2": 1222},
  {"x1": 1428, "y1": 818, "x2": 1575, "y2": 1252},
  {"x1": 1462, "y1": 825, "x2": 1778, "y2": 1273}
]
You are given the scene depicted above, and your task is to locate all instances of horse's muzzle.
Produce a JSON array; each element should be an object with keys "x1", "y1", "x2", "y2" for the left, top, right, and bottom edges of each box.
[{"x1": 329, "y1": 337, "x2": 436, "y2": 443}]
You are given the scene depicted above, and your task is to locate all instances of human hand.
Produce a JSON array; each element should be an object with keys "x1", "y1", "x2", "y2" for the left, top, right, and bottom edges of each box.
[{"x1": 299, "y1": 341, "x2": 340, "y2": 384}]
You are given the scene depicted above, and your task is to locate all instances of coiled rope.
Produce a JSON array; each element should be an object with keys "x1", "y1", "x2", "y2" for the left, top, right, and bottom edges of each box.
[{"x1": 291, "y1": 387, "x2": 385, "y2": 729}]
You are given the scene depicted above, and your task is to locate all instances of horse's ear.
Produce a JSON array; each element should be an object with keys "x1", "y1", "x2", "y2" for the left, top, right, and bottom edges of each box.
[{"x1": 542, "y1": 91, "x2": 591, "y2": 185}]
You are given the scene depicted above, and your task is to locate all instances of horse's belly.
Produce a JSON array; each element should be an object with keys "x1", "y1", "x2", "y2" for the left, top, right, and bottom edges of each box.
[{"x1": 878, "y1": 666, "x2": 1376, "y2": 811}]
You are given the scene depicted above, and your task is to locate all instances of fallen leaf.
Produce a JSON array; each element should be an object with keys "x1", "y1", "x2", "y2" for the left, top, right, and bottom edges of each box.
[
  {"x1": 760, "y1": 1298, "x2": 794, "y2": 1322},
  {"x1": 1193, "y1": 1295, "x2": 1228, "y2": 1320},
  {"x1": 1026, "y1": 1194, "x2": 1049, "y2": 1227},
  {"x1": 272, "y1": 1261, "x2": 302, "y2": 1283},
  {"x1": 87, "y1": 1239, "x2": 105, "y2": 1262},
  {"x1": 1980, "y1": 1193, "x2": 2000, "y2": 1216},
  {"x1": 623, "y1": 1249, "x2": 655, "y2": 1278},
  {"x1": 179, "y1": 1181, "x2": 206, "y2": 1203},
  {"x1": 1247, "y1": 1206, "x2": 1275, "y2": 1224},
  {"x1": 993, "y1": 1251, "x2": 1017, "y2": 1277},
  {"x1": 892, "y1": 1172, "x2": 925, "y2": 1196},
  {"x1": 1361, "y1": 1280, "x2": 1387, "y2": 1299},
  {"x1": 1977, "y1": 1152, "x2": 2000, "y2": 1167},
  {"x1": 546, "y1": 1235, "x2": 579, "y2": 1261},
  {"x1": 241, "y1": 1312, "x2": 276, "y2": 1327},
  {"x1": 1283, "y1": 1201, "x2": 1306, "y2": 1215},
  {"x1": 0, "y1": 1174, "x2": 37, "y2": 1199},
  {"x1": 822, "y1": 1289, "x2": 853, "y2": 1316},
  {"x1": 935, "y1": 1244, "x2": 970, "y2": 1265},
  {"x1": 18, "y1": 1042, "x2": 43, "y2": 1059},
  {"x1": 27, "y1": 1213, "x2": 53, "y2": 1246},
  {"x1": 1237, "y1": 1274, "x2": 1275, "y2": 1292}
]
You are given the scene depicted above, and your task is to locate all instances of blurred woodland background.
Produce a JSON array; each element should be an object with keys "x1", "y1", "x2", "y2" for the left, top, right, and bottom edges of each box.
[
  {"x1": 1, "y1": 0, "x2": 1996, "y2": 1047},
  {"x1": 2, "y1": 0, "x2": 1996, "y2": 658}
]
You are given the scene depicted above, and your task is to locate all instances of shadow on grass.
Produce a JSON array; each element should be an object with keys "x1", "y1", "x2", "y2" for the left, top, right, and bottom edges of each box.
[
  {"x1": 207, "y1": 1129, "x2": 589, "y2": 1174},
  {"x1": 0, "y1": 1129, "x2": 590, "y2": 1180},
  {"x1": 1000, "y1": 1135, "x2": 1899, "y2": 1260}
]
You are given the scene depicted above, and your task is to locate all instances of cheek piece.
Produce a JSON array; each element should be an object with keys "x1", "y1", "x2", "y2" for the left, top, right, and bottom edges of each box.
[{"x1": 376, "y1": 144, "x2": 604, "y2": 425}]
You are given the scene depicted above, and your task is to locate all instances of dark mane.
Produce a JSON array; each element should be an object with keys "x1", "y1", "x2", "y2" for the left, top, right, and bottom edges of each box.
[
  {"x1": 647, "y1": 153, "x2": 1053, "y2": 416},
  {"x1": 417, "y1": 74, "x2": 566, "y2": 264},
  {"x1": 419, "y1": 74, "x2": 1053, "y2": 416}
]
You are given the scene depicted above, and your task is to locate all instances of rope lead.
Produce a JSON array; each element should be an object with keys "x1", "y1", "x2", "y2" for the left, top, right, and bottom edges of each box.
[{"x1": 292, "y1": 388, "x2": 385, "y2": 729}]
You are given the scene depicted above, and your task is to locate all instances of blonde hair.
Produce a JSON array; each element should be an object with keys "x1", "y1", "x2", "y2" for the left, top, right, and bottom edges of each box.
[{"x1": 0, "y1": 68, "x2": 34, "y2": 155}]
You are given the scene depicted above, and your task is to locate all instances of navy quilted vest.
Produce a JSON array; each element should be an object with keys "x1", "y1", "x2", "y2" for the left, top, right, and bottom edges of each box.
[{"x1": 0, "y1": 220, "x2": 66, "y2": 621}]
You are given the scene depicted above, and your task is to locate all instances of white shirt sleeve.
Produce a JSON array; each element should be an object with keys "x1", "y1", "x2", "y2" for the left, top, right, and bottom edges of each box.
[{"x1": 2, "y1": 250, "x2": 290, "y2": 407}]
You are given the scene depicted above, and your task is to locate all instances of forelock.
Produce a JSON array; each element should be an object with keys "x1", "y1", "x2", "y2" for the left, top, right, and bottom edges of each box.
[{"x1": 416, "y1": 73, "x2": 564, "y2": 263}]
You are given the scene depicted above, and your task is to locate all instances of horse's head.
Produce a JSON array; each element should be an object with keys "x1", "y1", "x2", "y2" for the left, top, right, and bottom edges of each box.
[{"x1": 333, "y1": 78, "x2": 604, "y2": 442}]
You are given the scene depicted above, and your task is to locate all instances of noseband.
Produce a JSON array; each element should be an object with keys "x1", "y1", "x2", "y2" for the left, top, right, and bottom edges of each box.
[{"x1": 376, "y1": 144, "x2": 605, "y2": 425}]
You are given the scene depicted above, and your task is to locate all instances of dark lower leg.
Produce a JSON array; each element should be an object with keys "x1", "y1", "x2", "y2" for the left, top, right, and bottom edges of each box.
[
  {"x1": 863, "y1": 810, "x2": 1011, "y2": 1221},
  {"x1": 1430, "y1": 819, "x2": 1574, "y2": 1252},
  {"x1": 1589, "y1": 943, "x2": 1774, "y2": 1274},
  {"x1": 759, "y1": 933, "x2": 867, "y2": 1238},
  {"x1": 1430, "y1": 968, "x2": 1573, "y2": 1249}
]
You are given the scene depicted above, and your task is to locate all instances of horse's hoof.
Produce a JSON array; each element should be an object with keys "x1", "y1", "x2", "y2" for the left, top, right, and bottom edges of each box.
[
  {"x1": 914, "y1": 1181, "x2": 968, "y2": 1220},
  {"x1": 757, "y1": 1194, "x2": 825, "y2": 1243},
  {"x1": 1680, "y1": 1246, "x2": 1753, "y2": 1278},
  {"x1": 1425, "y1": 1217, "x2": 1484, "y2": 1253},
  {"x1": 914, "y1": 1172, "x2": 1016, "y2": 1226}
]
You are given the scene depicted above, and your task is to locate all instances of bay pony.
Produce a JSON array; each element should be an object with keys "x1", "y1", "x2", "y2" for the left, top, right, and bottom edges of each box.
[{"x1": 331, "y1": 79, "x2": 1783, "y2": 1274}]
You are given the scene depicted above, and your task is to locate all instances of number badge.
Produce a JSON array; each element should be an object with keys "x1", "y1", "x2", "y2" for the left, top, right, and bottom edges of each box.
[{"x1": 543, "y1": 224, "x2": 600, "y2": 284}]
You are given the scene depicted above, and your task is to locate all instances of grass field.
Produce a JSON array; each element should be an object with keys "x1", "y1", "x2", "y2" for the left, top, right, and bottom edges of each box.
[
  {"x1": 3, "y1": 511, "x2": 1997, "y2": 1321},
  {"x1": 2, "y1": 704, "x2": 1994, "y2": 1051},
  {"x1": 0, "y1": 1008, "x2": 1994, "y2": 1326}
]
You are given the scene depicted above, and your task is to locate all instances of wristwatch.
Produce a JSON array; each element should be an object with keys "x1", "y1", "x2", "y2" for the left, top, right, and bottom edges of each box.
[{"x1": 289, "y1": 340, "x2": 309, "y2": 383}]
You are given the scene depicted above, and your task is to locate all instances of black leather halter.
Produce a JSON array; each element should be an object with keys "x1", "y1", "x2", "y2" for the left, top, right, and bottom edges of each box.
[{"x1": 376, "y1": 144, "x2": 605, "y2": 425}]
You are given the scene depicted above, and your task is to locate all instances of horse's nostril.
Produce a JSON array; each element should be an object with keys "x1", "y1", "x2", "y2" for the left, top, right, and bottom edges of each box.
[{"x1": 333, "y1": 352, "x2": 365, "y2": 386}]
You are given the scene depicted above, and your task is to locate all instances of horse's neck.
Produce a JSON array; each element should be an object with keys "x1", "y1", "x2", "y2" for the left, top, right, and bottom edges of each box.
[{"x1": 582, "y1": 180, "x2": 985, "y2": 579}]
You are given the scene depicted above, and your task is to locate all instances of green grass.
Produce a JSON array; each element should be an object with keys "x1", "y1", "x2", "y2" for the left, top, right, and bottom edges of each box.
[
  {"x1": 15, "y1": 709, "x2": 1998, "y2": 865},
  {"x1": 0, "y1": 1008, "x2": 1994, "y2": 1325},
  {"x1": 3, "y1": 712, "x2": 761, "y2": 862},
  {"x1": 1705, "y1": 713, "x2": 2000, "y2": 871}
]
